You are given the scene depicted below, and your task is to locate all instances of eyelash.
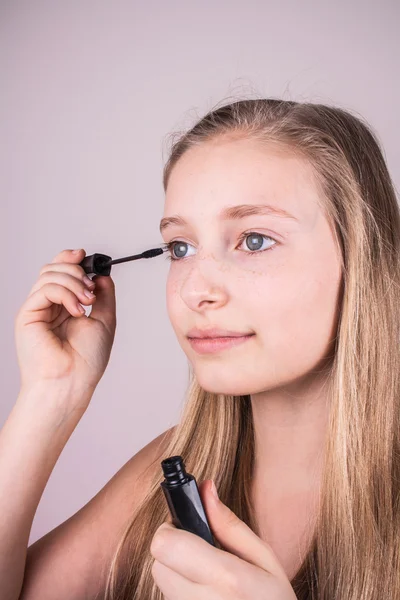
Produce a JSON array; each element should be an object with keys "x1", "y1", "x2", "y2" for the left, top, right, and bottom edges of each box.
[{"x1": 161, "y1": 231, "x2": 278, "y2": 262}]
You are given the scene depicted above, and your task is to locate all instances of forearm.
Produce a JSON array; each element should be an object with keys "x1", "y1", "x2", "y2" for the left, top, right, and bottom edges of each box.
[{"x1": 0, "y1": 384, "x2": 90, "y2": 600}]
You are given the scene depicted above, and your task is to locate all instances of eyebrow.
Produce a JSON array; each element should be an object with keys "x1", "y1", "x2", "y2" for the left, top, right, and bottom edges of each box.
[{"x1": 159, "y1": 203, "x2": 298, "y2": 234}]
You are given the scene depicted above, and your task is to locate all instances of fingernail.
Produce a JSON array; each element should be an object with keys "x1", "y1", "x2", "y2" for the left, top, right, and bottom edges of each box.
[
  {"x1": 83, "y1": 275, "x2": 94, "y2": 287},
  {"x1": 211, "y1": 480, "x2": 219, "y2": 500},
  {"x1": 72, "y1": 249, "x2": 82, "y2": 254}
]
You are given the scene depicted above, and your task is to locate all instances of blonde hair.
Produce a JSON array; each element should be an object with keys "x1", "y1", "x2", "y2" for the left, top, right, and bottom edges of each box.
[{"x1": 104, "y1": 97, "x2": 400, "y2": 599}]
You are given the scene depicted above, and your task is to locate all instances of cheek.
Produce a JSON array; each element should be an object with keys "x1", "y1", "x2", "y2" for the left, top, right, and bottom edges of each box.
[
  {"x1": 256, "y1": 258, "x2": 342, "y2": 377},
  {"x1": 165, "y1": 273, "x2": 183, "y2": 334}
]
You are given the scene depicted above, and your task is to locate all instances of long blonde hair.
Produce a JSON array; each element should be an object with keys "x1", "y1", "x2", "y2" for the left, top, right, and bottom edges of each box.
[{"x1": 104, "y1": 97, "x2": 400, "y2": 599}]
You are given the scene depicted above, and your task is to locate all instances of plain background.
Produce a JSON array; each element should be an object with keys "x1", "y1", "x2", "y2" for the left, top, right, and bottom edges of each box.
[{"x1": 1, "y1": 0, "x2": 399, "y2": 546}]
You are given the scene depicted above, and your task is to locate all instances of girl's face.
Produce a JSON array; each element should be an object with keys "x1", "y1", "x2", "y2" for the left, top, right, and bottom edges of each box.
[{"x1": 160, "y1": 138, "x2": 343, "y2": 396}]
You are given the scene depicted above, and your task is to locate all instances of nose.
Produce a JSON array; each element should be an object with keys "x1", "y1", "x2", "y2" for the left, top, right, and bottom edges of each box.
[{"x1": 178, "y1": 255, "x2": 229, "y2": 312}]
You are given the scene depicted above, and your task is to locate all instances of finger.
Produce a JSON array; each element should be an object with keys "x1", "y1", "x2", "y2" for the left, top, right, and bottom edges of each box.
[
  {"x1": 26, "y1": 247, "x2": 95, "y2": 302},
  {"x1": 150, "y1": 522, "x2": 242, "y2": 588},
  {"x1": 39, "y1": 262, "x2": 95, "y2": 289},
  {"x1": 28, "y1": 271, "x2": 96, "y2": 307},
  {"x1": 199, "y1": 481, "x2": 287, "y2": 579},
  {"x1": 151, "y1": 559, "x2": 204, "y2": 600},
  {"x1": 40, "y1": 249, "x2": 116, "y2": 334},
  {"x1": 50, "y1": 248, "x2": 87, "y2": 265},
  {"x1": 153, "y1": 535, "x2": 274, "y2": 599},
  {"x1": 17, "y1": 281, "x2": 92, "y2": 323},
  {"x1": 26, "y1": 249, "x2": 89, "y2": 296},
  {"x1": 86, "y1": 273, "x2": 116, "y2": 334}
]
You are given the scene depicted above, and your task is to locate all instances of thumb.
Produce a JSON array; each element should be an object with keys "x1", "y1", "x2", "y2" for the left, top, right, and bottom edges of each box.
[
  {"x1": 88, "y1": 274, "x2": 117, "y2": 334},
  {"x1": 199, "y1": 479, "x2": 286, "y2": 579}
]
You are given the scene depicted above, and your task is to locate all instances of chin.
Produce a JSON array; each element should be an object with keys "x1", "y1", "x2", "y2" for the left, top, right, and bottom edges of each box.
[{"x1": 192, "y1": 366, "x2": 254, "y2": 397}]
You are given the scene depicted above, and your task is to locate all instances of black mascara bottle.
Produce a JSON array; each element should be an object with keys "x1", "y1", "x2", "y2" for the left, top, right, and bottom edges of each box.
[{"x1": 160, "y1": 456, "x2": 216, "y2": 547}]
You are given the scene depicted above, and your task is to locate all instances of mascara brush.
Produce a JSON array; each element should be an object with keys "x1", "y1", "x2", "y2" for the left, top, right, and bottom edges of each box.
[{"x1": 79, "y1": 247, "x2": 167, "y2": 276}]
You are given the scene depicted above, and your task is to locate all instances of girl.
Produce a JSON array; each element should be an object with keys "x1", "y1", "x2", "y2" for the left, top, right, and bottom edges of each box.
[{"x1": 5, "y1": 98, "x2": 400, "y2": 599}]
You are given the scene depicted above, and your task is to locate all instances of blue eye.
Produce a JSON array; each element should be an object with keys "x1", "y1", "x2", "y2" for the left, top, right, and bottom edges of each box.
[{"x1": 162, "y1": 232, "x2": 278, "y2": 262}]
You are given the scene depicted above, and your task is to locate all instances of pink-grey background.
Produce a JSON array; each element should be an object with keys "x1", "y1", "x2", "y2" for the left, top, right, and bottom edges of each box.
[{"x1": 1, "y1": 0, "x2": 399, "y2": 545}]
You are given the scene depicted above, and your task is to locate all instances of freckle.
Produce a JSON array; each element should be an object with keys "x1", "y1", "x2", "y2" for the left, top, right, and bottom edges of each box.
[{"x1": 247, "y1": 269, "x2": 264, "y2": 275}]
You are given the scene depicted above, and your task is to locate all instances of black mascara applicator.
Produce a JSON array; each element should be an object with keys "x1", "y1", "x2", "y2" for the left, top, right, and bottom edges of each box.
[
  {"x1": 79, "y1": 247, "x2": 167, "y2": 276},
  {"x1": 160, "y1": 456, "x2": 216, "y2": 547}
]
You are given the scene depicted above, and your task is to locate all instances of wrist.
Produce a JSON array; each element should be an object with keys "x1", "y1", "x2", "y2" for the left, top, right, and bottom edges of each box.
[{"x1": 16, "y1": 380, "x2": 94, "y2": 427}]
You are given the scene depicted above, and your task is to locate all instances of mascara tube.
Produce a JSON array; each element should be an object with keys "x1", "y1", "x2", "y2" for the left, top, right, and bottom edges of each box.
[{"x1": 160, "y1": 455, "x2": 216, "y2": 547}]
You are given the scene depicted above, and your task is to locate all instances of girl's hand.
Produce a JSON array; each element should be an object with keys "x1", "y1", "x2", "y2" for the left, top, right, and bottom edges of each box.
[
  {"x1": 14, "y1": 248, "x2": 117, "y2": 407},
  {"x1": 150, "y1": 480, "x2": 297, "y2": 599}
]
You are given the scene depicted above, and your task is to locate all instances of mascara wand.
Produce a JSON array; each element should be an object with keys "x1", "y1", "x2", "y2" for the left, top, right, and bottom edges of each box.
[{"x1": 79, "y1": 247, "x2": 166, "y2": 276}]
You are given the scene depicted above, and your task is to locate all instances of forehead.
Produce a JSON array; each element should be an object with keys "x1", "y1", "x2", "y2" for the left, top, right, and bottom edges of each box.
[{"x1": 163, "y1": 138, "x2": 322, "y2": 225}]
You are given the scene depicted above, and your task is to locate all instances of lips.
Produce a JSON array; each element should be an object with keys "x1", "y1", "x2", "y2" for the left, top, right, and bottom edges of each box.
[
  {"x1": 188, "y1": 333, "x2": 255, "y2": 354},
  {"x1": 187, "y1": 327, "x2": 255, "y2": 339}
]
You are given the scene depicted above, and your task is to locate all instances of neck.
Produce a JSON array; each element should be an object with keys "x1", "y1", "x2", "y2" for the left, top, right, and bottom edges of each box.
[{"x1": 250, "y1": 370, "x2": 331, "y2": 492}]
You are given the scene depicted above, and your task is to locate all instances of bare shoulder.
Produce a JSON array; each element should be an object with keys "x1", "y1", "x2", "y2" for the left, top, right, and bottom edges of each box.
[{"x1": 20, "y1": 424, "x2": 177, "y2": 600}]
